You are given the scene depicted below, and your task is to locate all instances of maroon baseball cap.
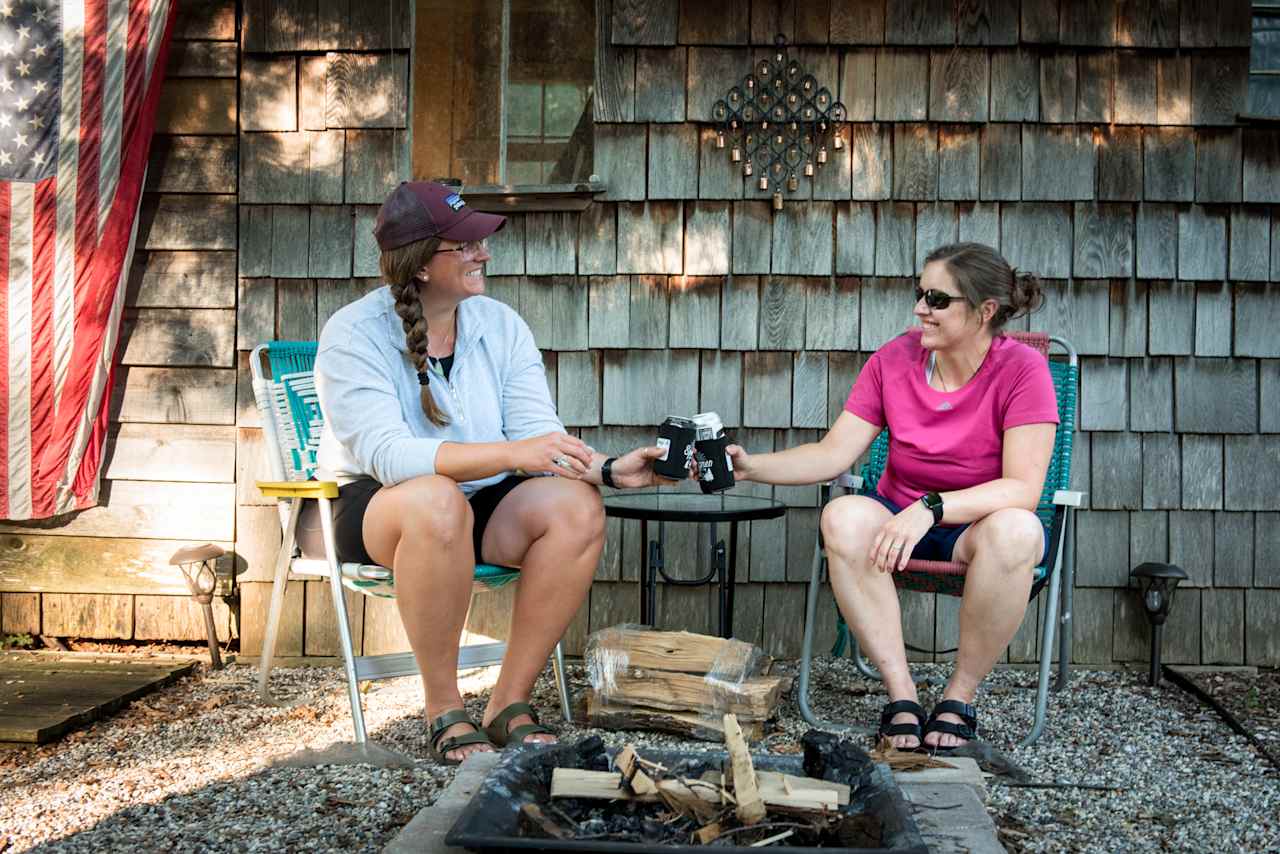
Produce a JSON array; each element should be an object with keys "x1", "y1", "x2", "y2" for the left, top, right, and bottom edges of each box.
[{"x1": 372, "y1": 181, "x2": 507, "y2": 251}]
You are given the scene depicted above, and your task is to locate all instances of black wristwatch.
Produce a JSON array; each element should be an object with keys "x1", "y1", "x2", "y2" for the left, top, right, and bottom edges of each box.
[
  {"x1": 601, "y1": 457, "x2": 618, "y2": 488},
  {"x1": 920, "y1": 491, "x2": 944, "y2": 524}
]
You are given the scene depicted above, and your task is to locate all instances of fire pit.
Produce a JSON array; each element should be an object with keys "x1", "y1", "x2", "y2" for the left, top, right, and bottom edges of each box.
[{"x1": 445, "y1": 731, "x2": 928, "y2": 852}]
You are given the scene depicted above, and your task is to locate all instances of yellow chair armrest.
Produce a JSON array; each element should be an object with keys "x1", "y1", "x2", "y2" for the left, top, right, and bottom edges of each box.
[{"x1": 256, "y1": 480, "x2": 339, "y2": 499}]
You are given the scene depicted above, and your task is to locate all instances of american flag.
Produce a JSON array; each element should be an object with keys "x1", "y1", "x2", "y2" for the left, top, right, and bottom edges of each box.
[{"x1": 0, "y1": 0, "x2": 175, "y2": 520}]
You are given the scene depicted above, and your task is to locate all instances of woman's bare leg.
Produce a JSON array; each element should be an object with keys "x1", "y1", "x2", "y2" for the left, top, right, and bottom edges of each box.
[
  {"x1": 822, "y1": 496, "x2": 924, "y2": 748},
  {"x1": 925, "y1": 507, "x2": 1042, "y2": 749},
  {"x1": 362, "y1": 474, "x2": 491, "y2": 761},
  {"x1": 477, "y1": 477, "x2": 605, "y2": 743}
]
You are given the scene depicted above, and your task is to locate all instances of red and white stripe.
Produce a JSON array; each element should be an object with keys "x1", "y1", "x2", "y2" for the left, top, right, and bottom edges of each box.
[{"x1": 0, "y1": 0, "x2": 176, "y2": 520}]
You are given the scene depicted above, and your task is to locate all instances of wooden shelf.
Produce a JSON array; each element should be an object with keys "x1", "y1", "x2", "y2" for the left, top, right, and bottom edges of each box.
[{"x1": 449, "y1": 182, "x2": 607, "y2": 213}]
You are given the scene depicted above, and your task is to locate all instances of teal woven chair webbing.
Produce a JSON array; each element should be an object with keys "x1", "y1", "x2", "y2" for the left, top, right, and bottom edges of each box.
[{"x1": 266, "y1": 341, "x2": 317, "y2": 378}]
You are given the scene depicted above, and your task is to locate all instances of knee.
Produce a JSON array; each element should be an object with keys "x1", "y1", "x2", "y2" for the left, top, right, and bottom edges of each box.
[
  {"x1": 554, "y1": 482, "x2": 606, "y2": 544},
  {"x1": 820, "y1": 497, "x2": 882, "y2": 567},
  {"x1": 396, "y1": 475, "x2": 472, "y2": 547},
  {"x1": 973, "y1": 508, "x2": 1043, "y2": 570}
]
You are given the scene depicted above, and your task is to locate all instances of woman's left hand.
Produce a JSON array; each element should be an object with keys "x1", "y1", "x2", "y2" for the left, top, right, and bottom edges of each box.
[
  {"x1": 607, "y1": 446, "x2": 674, "y2": 488},
  {"x1": 868, "y1": 501, "x2": 935, "y2": 573}
]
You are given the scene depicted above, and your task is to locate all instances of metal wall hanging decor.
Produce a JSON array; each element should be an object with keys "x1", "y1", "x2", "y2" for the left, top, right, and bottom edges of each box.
[{"x1": 710, "y1": 36, "x2": 848, "y2": 210}]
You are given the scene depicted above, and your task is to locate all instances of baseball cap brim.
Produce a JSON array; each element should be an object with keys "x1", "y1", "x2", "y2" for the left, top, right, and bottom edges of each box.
[{"x1": 437, "y1": 209, "x2": 507, "y2": 242}]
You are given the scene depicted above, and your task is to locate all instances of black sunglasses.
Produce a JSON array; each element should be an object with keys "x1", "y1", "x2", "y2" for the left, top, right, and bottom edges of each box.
[{"x1": 914, "y1": 287, "x2": 964, "y2": 310}]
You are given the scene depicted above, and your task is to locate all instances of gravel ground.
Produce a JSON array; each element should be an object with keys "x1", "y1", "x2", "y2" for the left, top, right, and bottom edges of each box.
[{"x1": 1, "y1": 656, "x2": 1277, "y2": 853}]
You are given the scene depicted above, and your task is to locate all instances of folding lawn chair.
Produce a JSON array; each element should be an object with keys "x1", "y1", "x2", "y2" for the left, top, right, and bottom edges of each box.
[
  {"x1": 250, "y1": 340, "x2": 573, "y2": 747},
  {"x1": 796, "y1": 332, "x2": 1083, "y2": 747}
]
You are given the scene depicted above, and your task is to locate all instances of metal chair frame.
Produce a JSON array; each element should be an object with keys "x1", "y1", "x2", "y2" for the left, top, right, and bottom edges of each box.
[
  {"x1": 796, "y1": 334, "x2": 1083, "y2": 747},
  {"x1": 250, "y1": 341, "x2": 572, "y2": 746}
]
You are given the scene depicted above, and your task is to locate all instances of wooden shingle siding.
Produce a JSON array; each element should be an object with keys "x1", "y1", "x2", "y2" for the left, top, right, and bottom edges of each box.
[
  {"x1": 1143, "y1": 127, "x2": 1195, "y2": 202},
  {"x1": 1114, "y1": 51, "x2": 1156, "y2": 124},
  {"x1": 647, "y1": 124, "x2": 700, "y2": 199},
  {"x1": 1174, "y1": 358, "x2": 1257, "y2": 434},
  {"x1": 928, "y1": 48, "x2": 989, "y2": 122},
  {"x1": 635, "y1": 48, "x2": 687, "y2": 122},
  {"x1": 957, "y1": 201, "x2": 999, "y2": 247},
  {"x1": 525, "y1": 213, "x2": 578, "y2": 276},
  {"x1": 628, "y1": 275, "x2": 670, "y2": 349},
  {"x1": 1147, "y1": 280, "x2": 1194, "y2": 354},
  {"x1": 1076, "y1": 510, "x2": 1129, "y2": 585},
  {"x1": 1129, "y1": 357, "x2": 1173, "y2": 432},
  {"x1": 893, "y1": 124, "x2": 938, "y2": 200},
  {"x1": 914, "y1": 202, "x2": 956, "y2": 272},
  {"x1": 241, "y1": 57, "x2": 297, "y2": 132},
  {"x1": 1109, "y1": 279, "x2": 1147, "y2": 357},
  {"x1": 1039, "y1": 51, "x2": 1077, "y2": 123},
  {"x1": 1260, "y1": 362, "x2": 1280, "y2": 434},
  {"x1": 849, "y1": 124, "x2": 892, "y2": 199},
  {"x1": 758, "y1": 277, "x2": 806, "y2": 350},
  {"x1": 1169, "y1": 511, "x2": 1214, "y2": 587},
  {"x1": 1235, "y1": 284, "x2": 1280, "y2": 357},
  {"x1": 146, "y1": 136, "x2": 237, "y2": 195},
  {"x1": 1091, "y1": 432, "x2": 1141, "y2": 510},
  {"x1": 1194, "y1": 283, "x2": 1232, "y2": 357},
  {"x1": 875, "y1": 49, "x2": 929, "y2": 120},
  {"x1": 1181, "y1": 434, "x2": 1224, "y2": 510},
  {"x1": 839, "y1": 50, "x2": 877, "y2": 119},
  {"x1": 1243, "y1": 130, "x2": 1280, "y2": 203},
  {"x1": 750, "y1": 0, "x2": 795, "y2": 44},
  {"x1": 325, "y1": 53, "x2": 408, "y2": 129},
  {"x1": 1142, "y1": 432, "x2": 1181, "y2": 510},
  {"x1": 1190, "y1": 52, "x2": 1247, "y2": 127},
  {"x1": 1257, "y1": 514, "x2": 1280, "y2": 586},
  {"x1": 1001, "y1": 203, "x2": 1071, "y2": 278},
  {"x1": 1073, "y1": 204, "x2": 1132, "y2": 278},
  {"x1": 1136, "y1": 204, "x2": 1177, "y2": 279},
  {"x1": 772, "y1": 204, "x2": 834, "y2": 276},
  {"x1": 1176, "y1": 205, "x2": 1227, "y2": 281},
  {"x1": 1195, "y1": 129, "x2": 1243, "y2": 204},
  {"x1": 617, "y1": 202, "x2": 684, "y2": 274},
  {"x1": 1077, "y1": 50, "x2": 1115, "y2": 123},
  {"x1": 1156, "y1": 53, "x2": 1191, "y2": 124},
  {"x1": 595, "y1": 125, "x2": 648, "y2": 202},
  {"x1": 612, "y1": 0, "x2": 678, "y2": 45},
  {"x1": 1022, "y1": 125, "x2": 1094, "y2": 200},
  {"x1": 978, "y1": 123, "x2": 1021, "y2": 200},
  {"x1": 937, "y1": 126, "x2": 979, "y2": 200},
  {"x1": 699, "y1": 127, "x2": 744, "y2": 199},
  {"x1": 1229, "y1": 209, "x2": 1270, "y2": 282}
]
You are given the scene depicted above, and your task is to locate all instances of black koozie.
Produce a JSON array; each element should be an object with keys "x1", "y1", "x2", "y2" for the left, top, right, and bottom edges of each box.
[
  {"x1": 695, "y1": 434, "x2": 735, "y2": 493},
  {"x1": 654, "y1": 417, "x2": 696, "y2": 480}
]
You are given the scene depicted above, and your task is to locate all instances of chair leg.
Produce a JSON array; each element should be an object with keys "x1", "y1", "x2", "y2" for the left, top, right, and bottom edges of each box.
[
  {"x1": 258, "y1": 499, "x2": 302, "y2": 706},
  {"x1": 798, "y1": 541, "x2": 861, "y2": 733},
  {"x1": 318, "y1": 497, "x2": 369, "y2": 743},
  {"x1": 1020, "y1": 554, "x2": 1062, "y2": 748},
  {"x1": 1054, "y1": 508, "x2": 1076, "y2": 692},
  {"x1": 552, "y1": 642, "x2": 573, "y2": 723}
]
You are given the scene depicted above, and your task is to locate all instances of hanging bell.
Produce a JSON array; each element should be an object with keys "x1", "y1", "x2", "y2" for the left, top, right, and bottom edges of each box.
[
  {"x1": 730, "y1": 145, "x2": 742, "y2": 163},
  {"x1": 817, "y1": 146, "x2": 828, "y2": 164},
  {"x1": 761, "y1": 120, "x2": 769, "y2": 130},
  {"x1": 716, "y1": 131, "x2": 725, "y2": 149},
  {"x1": 758, "y1": 175, "x2": 769, "y2": 191},
  {"x1": 804, "y1": 161, "x2": 814, "y2": 177},
  {"x1": 787, "y1": 174, "x2": 799, "y2": 192},
  {"x1": 772, "y1": 190, "x2": 784, "y2": 211},
  {"x1": 743, "y1": 161, "x2": 754, "y2": 176},
  {"x1": 833, "y1": 132, "x2": 844, "y2": 151}
]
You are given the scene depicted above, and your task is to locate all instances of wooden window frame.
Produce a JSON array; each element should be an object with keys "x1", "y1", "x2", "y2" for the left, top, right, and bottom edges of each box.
[{"x1": 1242, "y1": 3, "x2": 1280, "y2": 123}]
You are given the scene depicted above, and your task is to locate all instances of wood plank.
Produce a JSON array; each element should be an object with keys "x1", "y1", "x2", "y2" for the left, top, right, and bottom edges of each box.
[
  {"x1": 1156, "y1": 53, "x2": 1191, "y2": 125},
  {"x1": 308, "y1": 205, "x2": 354, "y2": 278},
  {"x1": 104, "y1": 423, "x2": 235, "y2": 483},
  {"x1": 241, "y1": 57, "x2": 297, "y2": 132},
  {"x1": 1109, "y1": 279, "x2": 1147, "y2": 357},
  {"x1": 1077, "y1": 356, "x2": 1127, "y2": 430},
  {"x1": 742, "y1": 352, "x2": 792, "y2": 427},
  {"x1": 700, "y1": 350, "x2": 742, "y2": 427},
  {"x1": 602, "y1": 350, "x2": 698, "y2": 425},
  {"x1": 979, "y1": 123, "x2": 1020, "y2": 200},
  {"x1": 668, "y1": 276, "x2": 720, "y2": 348},
  {"x1": 0, "y1": 482, "x2": 235, "y2": 542},
  {"x1": 956, "y1": 0, "x2": 1019, "y2": 45},
  {"x1": 120, "y1": 308, "x2": 235, "y2": 368},
  {"x1": 892, "y1": 123, "x2": 937, "y2": 201},
  {"x1": 647, "y1": 124, "x2": 699, "y2": 200},
  {"x1": 40, "y1": 594, "x2": 132, "y2": 639},
  {"x1": 990, "y1": 48, "x2": 1039, "y2": 121},
  {"x1": 157, "y1": 79, "x2": 236, "y2": 135},
  {"x1": 1073, "y1": 203, "x2": 1132, "y2": 278},
  {"x1": 612, "y1": 0, "x2": 678, "y2": 45},
  {"x1": 885, "y1": 0, "x2": 954, "y2": 44},
  {"x1": 270, "y1": 205, "x2": 311, "y2": 278},
  {"x1": 757, "y1": 278, "x2": 805, "y2": 350},
  {"x1": 0, "y1": 536, "x2": 223, "y2": 596},
  {"x1": 849, "y1": 123, "x2": 892, "y2": 200},
  {"x1": 1143, "y1": 127, "x2": 1195, "y2": 202},
  {"x1": 525, "y1": 212, "x2": 578, "y2": 276},
  {"x1": 1039, "y1": 51, "x2": 1077, "y2": 123},
  {"x1": 1136, "y1": 204, "x2": 1177, "y2": 279},
  {"x1": 771, "y1": 203, "x2": 833, "y2": 276},
  {"x1": 343, "y1": 129, "x2": 405, "y2": 204},
  {"x1": 1030, "y1": 278, "x2": 1110, "y2": 355},
  {"x1": 805, "y1": 276, "x2": 859, "y2": 351},
  {"x1": 595, "y1": 0, "x2": 635, "y2": 122},
  {"x1": 915, "y1": 202, "x2": 956, "y2": 274},
  {"x1": 1022, "y1": 126, "x2": 1094, "y2": 200},
  {"x1": 134, "y1": 595, "x2": 233, "y2": 642},
  {"x1": 1077, "y1": 50, "x2": 1115, "y2": 123},
  {"x1": 140, "y1": 195, "x2": 236, "y2": 250},
  {"x1": 928, "y1": 48, "x2": 988, "y2": 122},
  {"x1": 239, "y1": 131, "x2": 309, "y2": 204},
  {"x1": 145, "y1": 136, "x2": 236, "y2": 194},
  {"x1": 835, "y1": 203, "x2": 876, "y2": 275},
  {"x1": 860, "y1": 277, "x2": 914, "y2": 350},
  {"x1": 1191, "y1": 52, "x2": 1247, "y2": 127},
  {"x1": 721, "y1": 275, "x2": 759, "y2": 350},
  {"x1": 111, "y1": 366, "x2": 236, "y2": 426},
  {"x1": 1096, "y1": 126, "x2": 1142, "y2": 201},
  {"x1": 325, "y1": 52, "x2": 407, "y2": 129},
  {"x1": 127, "y1": 251, "x2": 236, "y2": 309},
  {"x1": 1130, "y1": 358, "x2": 1172, "y2": 433},
  {"x1": 1181, "y1": 434, "x2": 1224, "y2": 510},
  {"x1": 1194, "y1": 282, "x2": 1232, "y2": 357},
  {"x1": 306, "y1": 130, "x2": 346, "y2": 204},
  {"x1": 588, "y1": 276, "x2": 631, "y2": 348},
  {"x1": 875, "y1": 49, "x2": 928, "y2": 121},
  {"x1": 634, "y1": 48, "x2": 686, "y2": 122},
  {"x1": 1176, "y1": 358, "x2": 1257, "y2": 435},
  {"x1": 238, "y1": 580, "x2": 304, "y2": 658},
  {"x1": 303, "y1": 581, "x2": 365, "y2": 657},
  {"x1": 1141, "y1": 432, "x2": 1180, "y2": 508},
  {"x1": 1195, "y1": 129, "x2": 1243, "y2": 204},
  {"x1": 1, "y1": 593, "x2": 39, "y2": 634},
  {"x1": 938, "y1": 126, "x2": 979, "y2": 200},
  {"x1": 1177, "y1": 205, "x2": 1227, "y2": 281},
  {"x1": 874, "y1": 202, "x2": 915, "y2": 276},
  {"x1": 1001, "y1": 203, "x2": 1072, "y2": 279}
]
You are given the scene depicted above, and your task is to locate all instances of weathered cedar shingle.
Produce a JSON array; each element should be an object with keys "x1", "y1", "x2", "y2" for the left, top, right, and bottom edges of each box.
[
  {"x1": 830, "y1": 0, "x2": 885, "y2": 44},
  {"x1": 1077, "y1": 50, "x2": 1115, "y2": 123},
  {"x1": 757, "y1": 277, "x2": 805, "y2": 350},
  {"x1": 343, "y1": 130, "x2": 403, "y2": 204},
  {"x1": 647, "y1": 124, "x2": 699, "y2": 200},
  {"x1": 142, "y1": 195, "x2": 237, "y2": 251},
  {"x1": 1091, "y1": 433, "x2": 1142, "y2": 510},
  {"x1": 1128, "y1": 511, "x2": 1169, "y2": 574},
  {"x1": 306, "y1": 130, "x2": 345, "y2": 204},
  {"x1": 307, "y1": 205, "x2": 352, "y2": 278},
  {"x1": 1071, "y1": 588, "x2": 1116, "y2": 662},
  {"x1": 1177, "y1": 205, "x2": 1227, "y2": 281},
  {"x1": 686, "y1": 48, "x2": 746, "y2": 122},
  {"x1": 1097, "y1": 126, "x2": 1142, "y2": 201},
  {"x1": 732, "y1": 202, "x2": 772, "y2": 274},
  {"x1": 1243, "y1": 130, "x2": 1280, "y2": 203},
  {"x1": 1235, "y1": 284, "x2": 1280, "y2": 356},
  {"x1": 525, "y1": 212, "x2": 577, "y2": 276},
  {"x1": 698, "y1": 127, "x2": 744, "y2": 201},
  {"x1": 990, "y1": 48, "x2": 1039, "y2": 121},
  {"x1": 835, "y1": 202, "x2": 876, "y2": 274},
  {"x1": 884, "y1": 0, "x2": 954, "y2": 44},
  {"x1": 700, "y1": 349, "x2": 742, "y2": 426},
  {"x1": 1214, "y1": 512, "x2": 1254, "y2": 587},
  {"x1": 1148, "y1": 281, "x2": 1194, "y2": 354},
  {"x1": 603, "y1": 351, "x2": 698, "y2": 426},
  {"x1": 1181, "y1": 434, "x2": 1224, "y2": 510},
  {"x1": 1060, "y1": 0, "x2": 1116, "y2": 45},
  {"x1": 748, "y1": 0, "x2": 794, "y2": 43},
  {"x1": 269, "y1": 205, "x2": 309, "y2": 278},
  {"x1": 634, "y1": 48, "x2": 687, "y2": 122},
  {"x1": 1195, "y1": 129, "x2": 1243, "y2": 204},
  {"x1": 557, "y1": 351, "x2": 601, "y2": 426},
  {"x1": 1136, "y1": 203, "x2": 1178, "y2": 279},
  {"x1": 1142, "y1": 433, "x2": 1180, "y2": 508},
  {"x1": 806, "y1": 277, "x2": 860, "y2": 350},
  {"x1": 1262, "y1": 361, "x2": 1280, "y2": 433},
  {"x1": 839, "y1": 50, "x2": 876, "y2": 121},
  {"x1": 1113, "y1": 51, "x2": 1157, "y2": 124},
  {"x1": 792, "y1": 352, "x2": 829, "y2": 428},
  {"x1": 1168, "y1": 511, "x2": 1214, "y2": 586},
  {"x1": 1181, "y1": 1, "x2": 1252, "y2": 48},
  {"x1": 937, "y1": 125, "x2": 979, "y2": 200},
  {"x1": 683, "y1": 202, "x2": 730, "y2": 276},
  {"x1": 1143, "y1": 127, "x2": 1195, "y2": 202},
  {"x1": 875, "y1": 49, "x2": 929, "y2": 121},
  {"x1": 1230, "y1": 209, "x2": 1270, "y2": 283},
  {"x1": 612, "y1": 0, "x2": 678, "y2": 45},
  {"x1": 875, "y1": 202, "x2": 915, "y2": 276},
  {"x1": 1020, "y1": 0, "x2": 1060, "y2": 43},
  {"x1": 627, "y1": 275, "x2": 668, "y2": 349},
  {"x1": 668, "y1": 276, "x2": 720, "y2": 348},
  {"x1": 1175, "y1": 357, "x2": 1257, "y2": 433},
  {"x1": 914, "y1": 202, "x2": 956, "y2": 272},
  {"x1": 860, "y1": 277, "x2": 914, "y2": 349},
  {"x1": 240, "y1": 132, "x2": 309, "y2": 204},
  {"x1": 678, "y1": 0, "x2": 746, "y2": 44},
  {"x1": 578, "y1": 203, "x2": 617, "y2": 276},
  {"x1": 1116, "y1": 0, "x2": 1178, "y2": 48},
  {"x1": 1130, "y1": 356, "x2": 1173, "y2": 432},
  {"x1": 352, "y1": 210, "x2": 381, "y2": 277},
  {"x1": 1202, "y1": 589, "x2": 1245, "y2": 663},
  {"x1": 772, "y1": 203, "x2": 834, "y2": 276},
  {"x1": 1001, "y1": 203, "x2": 1071, "y2": 278},
  {"x1": 239, "y1": 207, "x2": 272, "y2": 277},
  {"x1": 1074, "y1": 203, "x2": 1133, "y2": 278},
  {"x1": 1191, "y1": 52, "x2": 1247, "y2": 126},
  {"x1": 595, "y1": 2, "x2": 635, "y2": 122},
  {"x1": 1110, "y1": 279, "x2": 1147, "y2": 357},
  {"x1": 595, "y1": 125, "x2": 648, "y2": 202},
  {"x1": 892, "y1": 123, "x2": 937, "y2": 200},
  {"x1": 1039, "y1": 51, "x2": 1077, "y2": 122},
  {"x1": 1076, "y1": 511, "x2": 1130, "y2": 585},
  {"x1": 146, "y1": 136, "x2": 237, "y2": 195},
  {"x1": 241, "y1": 57, "x2": 297, "y2": 132},
  {"x1": 813, "y1": 130, "x2": 854, "y2": 201},
  {"x1": 1022, "y1": 126, "x2": 1094, "y2": 201},
  {"x1": 956, "y1": 0, "x2": 1019, "y2": 44},
  {"x1": 743, "y1": 352, "x2": 793, "y2": 427},
  {"x1": 1225, "y1": 436, "x2": 1280, "y2": 511},
  {"x1": 1078, "y1": 356, "x2": 1127, "y2": 430},
  {"x1": 587, "y1": 276, "x2": 630, "y2": 348},
  {"x1": 1256, "y1": 513, "x2": 1280, "y2": 586},
  {"x1": 1031, "y1": 278, "x2": 1110, "y2": 354},
  {"x1": 928, "y1": 48, "x2": 989, "y2": 122},
  {"x1": 979, "y1": 123, "x2": 1020, "y2": 200},
  {"x1": 299, "y1": 55, "x2": 326, "y2": 131},
  {"x1": 617, "y1": 202, "x2": 683, "y2": 274},
  {"x1": 237, "y1": 278, "x2": 276, "y2": 352},
  {"x1": 485, "y1": 215, "x2": 525, "y2": 276},
  {"x1": 849, "y1": 124, "x2": 892, "y2": 199},
  {"x1": 958, "y1": 201, "x2": 1000, "y2": 247},
  {"x1": 522, "y1": 277, "x2": 588, "y2": 350},
  {"x1": 1195, "y1": 283, "x2": 1231, "y2": 357},
  {"x1": 721, "y1": 276, "x2": 759, "y2": 349},
  {"x1": 324, "y1": 53, "x2": 407, "y2": 129},
  {"x1": 1156, "y1": 54, "x2": 1191, "y2": 124}
]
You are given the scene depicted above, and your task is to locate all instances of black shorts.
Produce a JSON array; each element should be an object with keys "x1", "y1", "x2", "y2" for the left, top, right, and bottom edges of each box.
[
  {"x1": 865, "y1": 492, "x2": 1049, "y2": 566},
  {"x1": 298, "y1": 475, "x2": 533, "y2": 566}
]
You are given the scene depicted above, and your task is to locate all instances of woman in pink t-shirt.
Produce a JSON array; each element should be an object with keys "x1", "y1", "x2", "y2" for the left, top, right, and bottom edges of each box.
[{"x1": 728, "y1": 243, "x2": 1058, "y2": 753}]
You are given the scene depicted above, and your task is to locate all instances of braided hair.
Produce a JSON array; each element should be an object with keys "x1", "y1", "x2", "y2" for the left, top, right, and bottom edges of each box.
[{"x1": 381, "y1": 236, "x2": 449, "y2": 427}]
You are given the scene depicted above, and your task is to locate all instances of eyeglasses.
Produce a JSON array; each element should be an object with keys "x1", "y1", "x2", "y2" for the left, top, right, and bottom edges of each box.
[
  {"x1": 914, "y1": 287, "x2": 964, "y2": 311},
  {"x1": 436, "y1": 239, "x2": 488, "y2": 260}
]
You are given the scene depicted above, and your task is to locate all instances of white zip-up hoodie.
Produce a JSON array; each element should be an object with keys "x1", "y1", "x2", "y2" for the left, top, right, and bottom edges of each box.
[{"x1": 314, "y1": 286, "x2": 564, "y2": 491}]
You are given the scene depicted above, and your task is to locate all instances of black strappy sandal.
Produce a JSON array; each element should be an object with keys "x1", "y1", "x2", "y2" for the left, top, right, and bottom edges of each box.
[
  {"x1": 877, "y1": 699, "x2": 927, "y2": 750},
  {"x1": 428, "y1": 708, "x2": 494, "y2": 765},
  {"x1": 922, "y1": 699, "x2": 978, "y2": 754},
  {"x1": 483, "y1": 701, "x2": 555, "y2": 748}
]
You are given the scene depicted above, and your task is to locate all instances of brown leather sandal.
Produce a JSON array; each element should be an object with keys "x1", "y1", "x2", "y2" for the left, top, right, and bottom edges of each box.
[
  {"x1": 428, "y1": 708, "x2": 494, "y2": 765},
  {"x1": 482, "y1": 701, "x2": 555, "y2": 748}
]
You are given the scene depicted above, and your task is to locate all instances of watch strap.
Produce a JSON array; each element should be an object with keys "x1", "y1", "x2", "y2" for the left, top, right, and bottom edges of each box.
[
  {"x1": 921, "y1": 491, "x2": 944, "y2": 524},
  {"x1": 601, "y1": 457, "x2": 618, "y2": 489}
]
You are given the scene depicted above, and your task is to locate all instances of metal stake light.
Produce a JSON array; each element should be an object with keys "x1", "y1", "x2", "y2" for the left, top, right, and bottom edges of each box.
[
  {"x1": 1130, "y1": 561, "x2": 1188, "y2": 686},
  {"x1": 170, "y1": 543, "x2": 228, "y2": 669}
]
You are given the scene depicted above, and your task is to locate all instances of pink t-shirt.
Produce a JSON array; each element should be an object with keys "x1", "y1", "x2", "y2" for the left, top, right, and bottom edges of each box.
[{"x1": 844, "y1": 329, "x2": 1059, "y2": 512}]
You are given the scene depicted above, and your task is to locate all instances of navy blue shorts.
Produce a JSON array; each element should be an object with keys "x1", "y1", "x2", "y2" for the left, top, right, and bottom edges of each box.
[{"x1": 864, "y1": 493, "x2": 1049, "y2": 566}]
